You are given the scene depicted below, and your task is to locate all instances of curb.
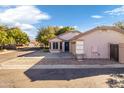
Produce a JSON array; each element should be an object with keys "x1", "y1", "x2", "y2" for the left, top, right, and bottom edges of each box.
[{"x1": 0, "y1": 64, "x2": 124, "y2": 69}]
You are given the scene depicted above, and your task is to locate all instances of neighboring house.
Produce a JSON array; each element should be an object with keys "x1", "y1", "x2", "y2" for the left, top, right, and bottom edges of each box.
[
  {"x1": 49, "y1": 26, "x2": 124, "y2": 63},
  {"x1": 29, "y1": 40, "x2": 40, "y2": 47}
]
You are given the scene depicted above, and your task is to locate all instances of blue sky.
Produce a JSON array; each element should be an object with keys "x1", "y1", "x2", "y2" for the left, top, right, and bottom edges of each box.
[{"x1": 0, "y1": 5, "x2": 124, "y2": 39}]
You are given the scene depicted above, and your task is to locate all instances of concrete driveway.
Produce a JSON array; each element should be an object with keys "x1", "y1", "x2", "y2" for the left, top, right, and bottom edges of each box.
[
  {"x1": 0, "y1": 49, "x2": 121, "y2": 69},
  {"x1": 0, "y1": 49, "x2": 74, "y2": 69},
  {"x1": 18, "y1": 49, "x2": 74, "y2": 59}
]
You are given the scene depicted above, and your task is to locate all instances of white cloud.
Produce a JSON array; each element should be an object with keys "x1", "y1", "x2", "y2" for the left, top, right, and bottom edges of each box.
[
  {"x1": 14, "y1": 23, "x2": 36, "y2": 30},
  {"x1": 58, "y1": 25, "x2": 78, "y2": 29},
  {"x1": 0, "y1": 5, "x2": 51, "y2": 38},
  {"x1": 0, "y1": 6, "x2": 50, "y2": 25},
  {"x1": 0, "y1": 5, "x2": 15, "y2": 9},
  {"x1": 105, "y1": 6, "x2": 124, "y2": 15},
  {"x1": 73, "y1": 25, "x2": 78, "y2": 28},
  {"x1": 58, "y1": 26, "x2": 64, "y2": 28},
  {"x1": 91, "y1": 15, "x2": 103, "y2": 19}
]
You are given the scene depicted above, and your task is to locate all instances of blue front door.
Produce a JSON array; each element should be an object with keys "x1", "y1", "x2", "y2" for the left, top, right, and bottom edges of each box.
[{"x1": 65, "y1": 42, "x2": 69, "y2": 52}]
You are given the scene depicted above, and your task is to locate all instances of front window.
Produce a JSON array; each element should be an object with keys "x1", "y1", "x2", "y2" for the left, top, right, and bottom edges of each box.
[
  {"x1": 53, "y1": 42, "x2": 58, "y2": 49},
  {"x1": 60, "y1": 42, "x2": 62, "y2": 49}
]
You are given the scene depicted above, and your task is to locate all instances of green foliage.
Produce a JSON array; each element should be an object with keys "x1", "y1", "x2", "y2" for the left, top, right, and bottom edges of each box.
[
  {"x1": 0, "y1": 31, "x2": 7, "y2": 46},
  {"x1": 7, "y1": 27, "x2": 30, "y2": 45},
  {"x1": 6, "y1": 37, "x2": 16, "y2": 45},
  {"x1": 0, "y1": 25, "x2": 9, "y2": 32},
  {"x1": 36, "y1": 26, "x2": 76, "y2": 46},
  {"x1": 114, "y1": 21, "x2": 124, "y2": 30},
  {"x1": 55, "y1": 26, "x2": 75, "y2": 35},
  {"x1": 0, "y1": 25, "x2": 29, "y2": 50},
  {"x1": 36, "y1": 27, "x2": 56, "y2": 46}
]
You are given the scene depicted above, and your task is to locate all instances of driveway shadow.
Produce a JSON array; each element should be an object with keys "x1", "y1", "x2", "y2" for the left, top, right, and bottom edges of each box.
[{"x1": 24, "y1": 67, "x2": 124, "y2": 81}]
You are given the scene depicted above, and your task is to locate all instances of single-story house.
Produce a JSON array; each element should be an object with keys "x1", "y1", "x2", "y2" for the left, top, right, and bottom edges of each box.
[
  {"x1": 49, "y1": 26, "x2": 124, "y2": 63},
  {"x1": 49, "y1": 31, "x2": 81, "y2": 53}
]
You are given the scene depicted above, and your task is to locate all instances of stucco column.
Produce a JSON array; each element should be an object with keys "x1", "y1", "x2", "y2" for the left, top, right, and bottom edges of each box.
[
  {"x1": 62, "y1": 42, "x2": 65, "y2": 52},
  {"x1": 69, "y1": 42, "x2": 71, "y2": 53},
  {"x1": 51, "y1": 42, "x2": 53, "y2": 50},
  {"x1": 58, "y1": 42, "x2": 60, "y2": 50},
  {"x1": 119, "y1": 43, "x2": 124, "y2": 63}
]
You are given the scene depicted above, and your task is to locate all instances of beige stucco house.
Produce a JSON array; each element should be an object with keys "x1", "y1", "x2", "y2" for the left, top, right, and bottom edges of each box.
[
  {"x1": 49, "y1": 26, "x2": 124, "y2": 63},
  {"x1": 49, "y1": 31, "x2": 81, "y2": 53}
]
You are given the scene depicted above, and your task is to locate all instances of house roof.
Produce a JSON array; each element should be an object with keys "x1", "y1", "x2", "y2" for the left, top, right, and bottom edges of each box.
[
  {"x1": 49, "y1": 30, "x2": 81, "y2": 42},
  {"x1": 70, "y1": 26, "x2": 124, "y2": 41},
  {"x1": 57, "y1": 30, "x2": 81, "y2": 37},
  {"x1": 49, "y1": 36, "x2": 64, "y2": 42}
]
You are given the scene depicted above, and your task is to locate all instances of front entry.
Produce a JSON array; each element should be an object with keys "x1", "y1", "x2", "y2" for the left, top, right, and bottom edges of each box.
[
  {"x1": 110, "y1": 44, "x2": 119, "y2": 61},
  {"x1": 65, "y1": 42, "x2": 69, "y2": 52}
]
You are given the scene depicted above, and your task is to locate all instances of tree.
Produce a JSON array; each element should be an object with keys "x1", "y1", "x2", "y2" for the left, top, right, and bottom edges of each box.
[
  {"x1": 55, "y1": 26, "x2": 75, "y2": 35},
  {"x1": 114, "y1": 21, "x2": 124, "y2": 30},
  {"x1": 0, "y1": 31, "x2": 8, "y2": 49},
  {"x1": 6, "y1": 37, "x2": 16, "y2": 45},
  {"x1": 7, "y1": 27, "x2": 30, "y2": 45},
  {"x1": 36, "y1": 26, "x2": 76, "y2": 47},
  {"x1": 0, "y1": 25, "x2": 9, "y2": 32},
  {"x1": 36, "y1": 27, "x2": 56, "y2": 47},
  {"x1": 0, "y1": 25, "x2": 30, "y2": 50}
]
